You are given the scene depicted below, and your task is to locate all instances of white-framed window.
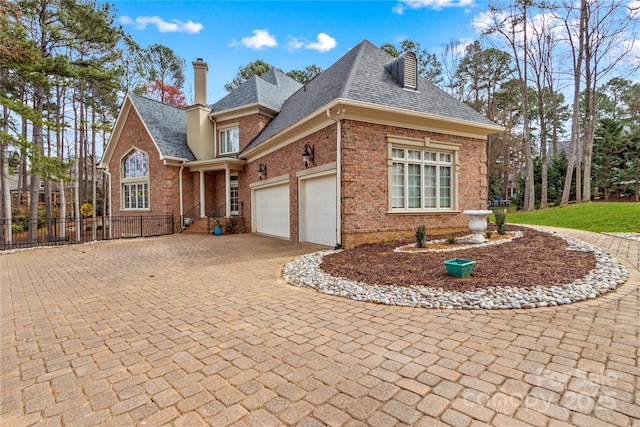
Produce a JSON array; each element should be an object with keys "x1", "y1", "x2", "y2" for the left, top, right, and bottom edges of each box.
[
  {"x1": 219, "y1": 127, "x2": 239, "y2": 154},
  {"x1": 123, "y1": 182, "x2": 149, "y2": 210},
  {"x1": 230, "y1": 175, "x2": 239, "y2": 215},
  {"x1": 390, "y1": 146, "x2": 456, "y2": 211},
  {"x1": 121, "y1": 149, "x2": 150, "y2": 210}
]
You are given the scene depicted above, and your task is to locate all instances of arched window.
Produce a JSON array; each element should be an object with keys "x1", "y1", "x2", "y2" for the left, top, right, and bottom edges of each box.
[{"x1": 121, "y1": 149, "x2": 149, "y2": 210}]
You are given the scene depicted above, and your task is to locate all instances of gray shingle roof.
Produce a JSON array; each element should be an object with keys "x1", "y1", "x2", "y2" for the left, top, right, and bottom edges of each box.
[
  {"x1": 244, "y1": 40, "x2": 499, "y2": 152},
  {"x1": 128, "y1": 93, "x2": 195, "y2": 161},
  {"x1": 211, "y1": 68, "x2": 302, "y2": 113}
]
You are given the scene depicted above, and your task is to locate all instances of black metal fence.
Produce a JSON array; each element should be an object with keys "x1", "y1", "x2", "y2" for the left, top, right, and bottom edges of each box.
[{"x1": 0, "y1": 215, "x2": 174, "y2": 251}]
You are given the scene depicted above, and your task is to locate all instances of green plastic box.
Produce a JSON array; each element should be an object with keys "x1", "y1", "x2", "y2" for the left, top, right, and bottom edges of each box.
[{"x1": 443, "y1": 258, "x2": 476, "y2": 278}]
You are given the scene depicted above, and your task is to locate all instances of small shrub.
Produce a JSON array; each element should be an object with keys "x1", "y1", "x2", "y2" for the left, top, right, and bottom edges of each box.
[
  {"x1": 485, "y1": 230, "x2": 493, "y2": 239},
  {"x1": 11, "y1": 224, "x2": 23, "y2": 234},
  {"x1": 415, "y1": 225, "x2": 427, "y2": 248},
  {"x1": 446, "y1": 235, "x2": 457, "y2": 244},
  {"x1": 85, "y1": 225, "x2": 92, "y2": 231},
  {"x1": 495, "y1": 212, "x2": 507, "y2": 235}
]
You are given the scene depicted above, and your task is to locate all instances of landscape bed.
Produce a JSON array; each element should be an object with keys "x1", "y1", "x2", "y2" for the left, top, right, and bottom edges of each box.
[{"x1": 283, "y1": 226, "x2": 628, "y2": 309}]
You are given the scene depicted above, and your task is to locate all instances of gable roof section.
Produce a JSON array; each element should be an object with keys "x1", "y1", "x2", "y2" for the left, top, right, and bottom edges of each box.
[
  {"x1": 211, "y1": 68, "x2": 303, "y2": 113},
  {"x1": 244, "y1": 40, "x2": 500, "y2": 152},
  {"x1": 128, "y1": 93, "x2": 195, "y2": 161}
]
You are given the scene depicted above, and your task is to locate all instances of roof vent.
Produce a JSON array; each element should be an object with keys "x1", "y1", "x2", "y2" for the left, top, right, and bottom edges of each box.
[{"x1": 385, "y1": 52, "x2": 418, "y2": 90}]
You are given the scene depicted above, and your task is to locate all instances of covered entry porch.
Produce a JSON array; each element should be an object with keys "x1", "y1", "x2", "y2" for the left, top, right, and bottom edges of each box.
[{"x1": 180, "y1": 158, "x2": 246, "y2": 231}]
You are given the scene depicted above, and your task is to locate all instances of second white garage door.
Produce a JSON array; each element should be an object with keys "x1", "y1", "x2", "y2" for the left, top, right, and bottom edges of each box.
[
  {"x1": 300, "y1": 174, "x2": 337, "y2": 246},
  {"x1": 254, "y1": 183, "x2": 290, "y2": 239}
]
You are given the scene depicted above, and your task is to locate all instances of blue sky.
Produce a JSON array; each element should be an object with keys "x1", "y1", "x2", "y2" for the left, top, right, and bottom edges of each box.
[{"x1": 110, "y1": 0, "x2": 485, "y2": 102}]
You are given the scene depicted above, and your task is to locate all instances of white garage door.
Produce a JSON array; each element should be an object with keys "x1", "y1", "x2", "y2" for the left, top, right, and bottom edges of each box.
[
  {"x1": 254, "y1": 183, "x2": 290, "y2": 239},
  {"x1": 301, "y1": 174, "x2": 337, "y2": 246}
]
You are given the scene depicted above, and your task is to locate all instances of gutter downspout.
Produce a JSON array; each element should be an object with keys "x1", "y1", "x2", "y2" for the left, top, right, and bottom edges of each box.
[
  {"x1": 103, "y1": 169, "x2": 112, "y2": 239},
  {"x1": 327, "y1": 108, "x2": 345, "y2": 248},
  {"x1": 179, "y1": 162, "x2": 184, "y2": 229},
  {"x1": 199, "y1": 171, "x2": 205, "y2": 218},
  {"x1": 225, "y1": 163, "x2": 231, "y2": 218}
]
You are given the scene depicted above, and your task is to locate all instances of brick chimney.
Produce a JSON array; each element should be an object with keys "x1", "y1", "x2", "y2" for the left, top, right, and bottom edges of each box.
[{"x1": 186, "y1": 58, "x2": 214, "y2": 159}]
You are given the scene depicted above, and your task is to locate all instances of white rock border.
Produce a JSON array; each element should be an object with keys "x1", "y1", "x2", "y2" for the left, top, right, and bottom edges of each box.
[
  {"x1": 282, "y1": 227, "x2": 628, "y2": 310},
  {"x1": 393, "y1": 231, "x2": 523, "y2": 254},
  {"x1": 603, "y1": 232, "x2": 640, "y2": 242}
]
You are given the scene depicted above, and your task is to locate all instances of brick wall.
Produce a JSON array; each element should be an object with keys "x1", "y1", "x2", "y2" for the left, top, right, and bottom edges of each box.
[
  {"x1": 111, "y1": 108, "x2": 488, "y2": 246},
  {"x1": 242, "y1": 124, "x2": 338, "y2": 240},
  {"x1": 241, "y1": 119, "x2": 488, "y2": 247},
  {"x1": 217, "y1": 113, "x2": 272, "y2": 154},
  {"x1": 108, "y1": 108, "x2": 200, "y2": 228},
  {"x1": 340, "y1": 119, "x2": 488, "y2": 247}
]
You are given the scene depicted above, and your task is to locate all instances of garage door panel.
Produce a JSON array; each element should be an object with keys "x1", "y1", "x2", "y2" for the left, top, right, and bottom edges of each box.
[
  {"x1": 255, "y1": 184, "x2": 289, "y2": 239},
  {"x1": 302, "y1": 174, "x2": 336, "y2": 246}
]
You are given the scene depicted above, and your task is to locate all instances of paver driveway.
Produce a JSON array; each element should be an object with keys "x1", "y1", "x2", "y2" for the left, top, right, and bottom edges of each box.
[{"x1": 1, "y1": 228, "x2": 639, "y2": 427}]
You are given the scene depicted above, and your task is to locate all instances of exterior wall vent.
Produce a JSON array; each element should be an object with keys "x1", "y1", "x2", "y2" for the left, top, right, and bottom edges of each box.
[
  {"x1": 385, "y1": 51, "x2": 418, "y2": 90},
  {"x1": 403, "y1": 53, "x2": 417, "y2": 89}
]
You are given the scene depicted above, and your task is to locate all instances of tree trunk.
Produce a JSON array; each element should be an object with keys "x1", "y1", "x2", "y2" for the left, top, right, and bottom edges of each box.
[
  {"x1": 45, "y1": 112, "x2": 52, "y2": 239},
  {"x1": 581, "y1": 77, "x2": 596, "y2": 203},
  {"x1": 29, "y1": 83, "x2": 45, "y2": 243},
  {"x1": 1, "y1": 105, "x2": 11, "y2": 245},
  {"x1": 521, "y1": 2, "x2": 535, "y2": 212},
  {"x1": 561, "y1": 0, "x2": 586, "y2": 206},
  {"x1": 18, "y1": 89, "x2": 28, "y2": 209}
]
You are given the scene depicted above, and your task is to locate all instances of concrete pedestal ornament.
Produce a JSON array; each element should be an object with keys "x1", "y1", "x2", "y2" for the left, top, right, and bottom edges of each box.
[{"x1": 462, "y1": 210, "x2": 493, "y2": 244}]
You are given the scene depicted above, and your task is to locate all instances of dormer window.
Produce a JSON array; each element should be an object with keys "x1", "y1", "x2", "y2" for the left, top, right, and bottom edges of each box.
[{"x1": 219, "y1": 127, "x2": 239, "y2": 154}]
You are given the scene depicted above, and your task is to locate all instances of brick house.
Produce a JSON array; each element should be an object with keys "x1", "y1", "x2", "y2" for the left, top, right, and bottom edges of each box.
[{"x1": 100, "y1": 40, "x2": 503, "y2": 247}]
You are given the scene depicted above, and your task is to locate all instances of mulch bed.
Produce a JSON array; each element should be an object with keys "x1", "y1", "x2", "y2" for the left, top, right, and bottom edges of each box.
[{"x1": 320, "y1": 226, "x2": 596, "y2": 292}]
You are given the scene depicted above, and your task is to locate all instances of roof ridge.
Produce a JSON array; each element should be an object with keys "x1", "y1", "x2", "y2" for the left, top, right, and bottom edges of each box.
[
  {"x1": 128, "y1": 91, "x2": 186, "y2": 112},
  {"x1": 260, "y1": 67, "x2": 279, "y2": 85},
  {"x1": 253, "y1": 76, "x2": 263, "y2": 105},
  {"x1": 340, "y1": 41, "x2": 370, "y2": 98}
]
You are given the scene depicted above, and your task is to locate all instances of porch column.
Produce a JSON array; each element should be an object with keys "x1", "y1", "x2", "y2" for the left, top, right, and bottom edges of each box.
[
  {"x1": 225, "y1": 164, "x2": 231, "y2": 218},
  {"x1": 179, "y1": 164, "x2": 184, "y2": 227},
  {"x1": 199, "y1": 170, "x2": 206, "y2": 218}
]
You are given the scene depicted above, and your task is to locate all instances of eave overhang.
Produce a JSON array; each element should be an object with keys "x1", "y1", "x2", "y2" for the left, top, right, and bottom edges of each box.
[
  {"x1": 210, "y1": 102, "x2": 279, "y2": 123},
  {"x1": 185, "y1": 157, "x2": 247, "y2": 172},
  {"x1": 242, "y1": 98, "x2": 505, "y2": 162}
]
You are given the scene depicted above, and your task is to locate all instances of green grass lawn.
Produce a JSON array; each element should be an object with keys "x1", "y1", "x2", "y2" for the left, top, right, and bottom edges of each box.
[{"x1": 492, "y1": 202, "x2": 640, "y2": 233}]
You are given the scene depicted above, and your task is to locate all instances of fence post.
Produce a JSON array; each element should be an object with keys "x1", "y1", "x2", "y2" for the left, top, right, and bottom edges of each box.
[{"x1": 140, "y1": 215, "x2": 143, "y2": 237}]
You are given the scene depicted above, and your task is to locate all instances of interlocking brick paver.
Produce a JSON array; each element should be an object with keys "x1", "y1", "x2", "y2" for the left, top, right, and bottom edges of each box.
[
  {"x1": 417, "y1": 393, "x2": 450, "y2": 417},
  {"x1": 1, "y1": 230, "x2": 638, "y2": 426},
  {"x1": 314, "y1": 403, "x2": 350, "y2": 426},
  {"x1": 441, "y1": 408, "x2": 473, "y2": 427}
]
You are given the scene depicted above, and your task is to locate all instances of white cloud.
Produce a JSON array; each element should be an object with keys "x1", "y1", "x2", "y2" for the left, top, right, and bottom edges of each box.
[
  {"x1": 286, "y1": 36, "x2": 304, "y2": 51},
  {"x1": 621, "y1": 38, "x2": 640, "y2": 67},
  {"x1": 393, "y1": 0, "x2": 475, "y2": 14},
  {"x1": 119, "y1": 16, "x2": 203, "y2": 33},
  {"x1": 629, "y1": 1, "x2": 640, "y2": 19},
  {"x1": 304, "y1": 33, "x2": 337, "y2": 52},
  {"x1": 234, "y1": 29, "x2": 278, "y2": 49}
]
